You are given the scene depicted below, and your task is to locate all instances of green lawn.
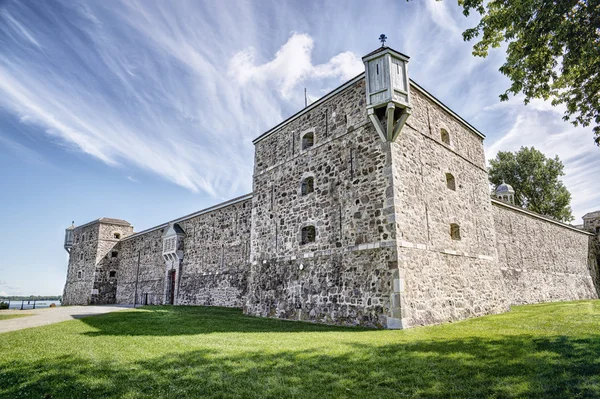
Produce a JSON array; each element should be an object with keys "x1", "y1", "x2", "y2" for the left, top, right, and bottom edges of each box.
[
  {"x1": 0, "y1": 314, "x2": 30, "y2": 321},
  {"x1": 1, "y1": 301, "x2": 599, "y2": 398}
]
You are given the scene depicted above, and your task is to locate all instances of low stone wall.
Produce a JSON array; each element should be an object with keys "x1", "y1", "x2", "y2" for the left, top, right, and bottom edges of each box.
[
  {"x1": 493, "y1": 200, "x2": 598, "y2": 305},
  {"x1": 114, "y1": 197, "x2": 252, "y2": 307},
  {"x1": 245, "y1": 247, "x2": 397, "y2": 328}
]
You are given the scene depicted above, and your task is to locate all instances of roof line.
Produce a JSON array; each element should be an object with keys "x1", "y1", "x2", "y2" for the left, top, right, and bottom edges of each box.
[
  {"x1": 491, "y1": 199, "x2": 594, "y2": 235},
  {"x1": 121, "y1": 193, "x2": 253, "y2": 242},
  {"x1": 252, "y1": 73, "x2": 364, "y2": 144},
  {"x1": 252, "y1": 73, "x2": 486, "y2": 145},
  {"x1": 409, "y1": 80, "x2": 485, "y2": 139},
  {"x1": 73, "y1": 218, "x2": 131, "y2": 231}
]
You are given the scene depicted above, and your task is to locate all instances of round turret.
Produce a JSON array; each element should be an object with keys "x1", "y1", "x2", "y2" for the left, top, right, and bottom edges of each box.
[{"x1": 495, "y1": 182, "x2": 515, "y2": 204}]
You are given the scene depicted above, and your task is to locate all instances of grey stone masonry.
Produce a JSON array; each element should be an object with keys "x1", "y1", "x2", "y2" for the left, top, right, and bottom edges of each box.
[
  {"x1": 389, "y1": 85, "x2": 509, "y2": 328},
  {"x1": 63, "y1": 219, "x2": 133, "y2": 305},
  {"x1": 62, "y1": 47, "x2": 599, "y2": 328},
  {"x1": 112, "y1": 196, "x2": 252, "y2": 307},
  {"x1": 248, "y1": 78, "x2": 400, "y2": 328},
  {"x1": 493, "y1": 200, "x2": 599, "y2": 304}
]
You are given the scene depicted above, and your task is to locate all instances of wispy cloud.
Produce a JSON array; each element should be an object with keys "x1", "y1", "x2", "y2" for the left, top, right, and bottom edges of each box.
[
  {"x1": 0, "y1": 0, "x2": 597, "y2": 218},
  {"x1": 0, "y1": 2, "x2": 366, "y2": 199}
]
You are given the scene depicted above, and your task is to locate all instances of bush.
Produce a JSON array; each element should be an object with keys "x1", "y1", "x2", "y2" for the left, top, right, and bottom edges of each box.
[{"x1": 0, "y1": 302, "x2": 9, "y2": 310}]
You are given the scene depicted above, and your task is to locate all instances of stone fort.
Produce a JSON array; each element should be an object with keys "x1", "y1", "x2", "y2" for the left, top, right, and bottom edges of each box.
[{"x1": 62, "y1": 46, "x2": 600, "y2": 329}]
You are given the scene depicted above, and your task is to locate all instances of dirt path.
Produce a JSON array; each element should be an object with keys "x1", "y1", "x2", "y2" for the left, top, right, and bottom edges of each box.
[{"x1": 0, "y1": 305, "x2": 133, "y2": 333}]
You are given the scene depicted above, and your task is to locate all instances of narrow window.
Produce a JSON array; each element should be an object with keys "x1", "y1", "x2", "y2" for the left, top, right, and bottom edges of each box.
[
  {"x1": 301, "y1": 226, "x2": 316, "y2": 245},
  {"x1": 450, "y1": 224, "x2": 461, "y2": 240},
  {"x1": 440, "y1": 128, "x2": 450, "y2": 145},
  {"x1": 376, "y1": 63, "x2": 379, "y2": 75},
  {"x1": 302, "y1": 132, "x2": 314, "y2": 150},
  {"x1": 111, "y1": 251, "x2": 118, "y2": 258},
  {"x1": 301, "y1": 176, "x2": 315, "y2": 195},
  {"x1": 445, "y1": 173, "x2": 456, "y2": 191},
  {"x1": 109, "y1": 271, "x2": 116, "y2": 278},
  {"x1": 79, "y1": 253, "x2": 84, "y2": 260},
  {"x1": 596, "y1": 227, "x2": 600, "y2": 234},
  {"x1": 113, "y1": 232, "x2": 121, "y2": 239},
  {"x1": 77, "y1": 271, "x2": 82, "y2": 279}
]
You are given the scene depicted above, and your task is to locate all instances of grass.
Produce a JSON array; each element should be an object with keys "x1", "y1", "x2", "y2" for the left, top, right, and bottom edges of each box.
[
  {"x1": 0, "y1": 314, "x2": 30, "y2": 321},
  {"x1": 1, "y1": 301, "x2": 599, "y2": 398}
]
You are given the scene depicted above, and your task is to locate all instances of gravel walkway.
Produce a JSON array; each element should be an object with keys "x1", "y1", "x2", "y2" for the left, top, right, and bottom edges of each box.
[{"x1": 0, "y1": 305, "x2": 133, "y2": 333}]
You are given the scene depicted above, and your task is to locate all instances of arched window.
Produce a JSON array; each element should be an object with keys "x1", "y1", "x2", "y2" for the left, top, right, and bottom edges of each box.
[
  {"x1": 301, "y1": 225, "x2": 316, "y2": 245},
  {"x1": 302, "y1": 132, "x2": 314, "y2": 150},
  {"x1": 445, "y1": 173, "x2": 456, "y2": 191},
  {"x1": 450, "y1": 224, "x2": 461, "y2": 240},
  {"x1": 440, "y1": 128, "x2": 450, "y2": 145},
  {"x1": 113, "y1": 232, "x2": 121, "y2": 239},
  {"x1": 301, "y1": 176, "x2": 314, "y2": 195},
  {"x1": 77, "y1": 271, "x2": 83, "y2": 279}
]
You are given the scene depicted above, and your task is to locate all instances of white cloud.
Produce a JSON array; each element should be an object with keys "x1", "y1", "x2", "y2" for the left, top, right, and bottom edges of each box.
[{"x1": 229, "y1": 33, "x2": 363, "y2": 99}]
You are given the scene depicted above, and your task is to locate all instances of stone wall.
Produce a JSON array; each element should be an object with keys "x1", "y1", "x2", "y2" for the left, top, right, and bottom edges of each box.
[
  {"x1": 91, "y1": 221, "x2": 134, "y2": 304},
  {"x1": 248, "y1": 78, "x2": 400, "y2": 328},
  {"x1": 114, "y1": 196, "x2": 252, "y2": 307},
  {"x1": 493, "y1": 201, "x2": 599, "y2": 304},
  {"x1": 62, "y1": 223, "x2": 100, "y2": 305},
  {"x1": 389, "y1": 86, "x2": 509, "y2": 328},
  {"x1": 63, "y1": 219, "x2": 133, "y2": 305},
  {"x1": 114, "y1": 228, "x2": 165, "y2": 305},
  {"x1": 174, "y1": 197, "x2": 252, "y2": 307}
]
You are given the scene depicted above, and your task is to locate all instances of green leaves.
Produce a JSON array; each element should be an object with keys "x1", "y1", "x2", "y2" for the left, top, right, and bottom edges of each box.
[
  {"x1": 459, "y1": 0, "x2": 600, "y2": 145},
  {"x1": 489, "y1": 146, "x2": 574, "y2": 222}
]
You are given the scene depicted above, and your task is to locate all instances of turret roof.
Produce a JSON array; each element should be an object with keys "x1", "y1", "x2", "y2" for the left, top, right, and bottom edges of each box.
[{"x1": 582, "y1": 210, "x2": 600, "y2": 219}]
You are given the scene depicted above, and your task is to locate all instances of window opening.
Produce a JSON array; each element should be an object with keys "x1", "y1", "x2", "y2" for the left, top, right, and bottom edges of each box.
[
  {"x1": 446, "y1": 173, "x2": 456, "y2": 191},
  {"x1": 301, "y1": 226, "x2": 316, "y2": 245},
  {"x1": 450, "y1": 224, "x2": 461, "y2": 240},
  {"x1": 302, "y1": 132, "x2": 314, "y2": 150},
  {"x1": 441, "y1": 129, "x2": 451, "y2": 145},
  {"x1": 301, "y1": 176, "x2": 315, "y2": 195}
]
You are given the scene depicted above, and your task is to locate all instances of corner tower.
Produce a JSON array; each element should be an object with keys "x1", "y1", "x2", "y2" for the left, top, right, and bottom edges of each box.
[{"x1": 62, "y1": 218, "x2": 133, "y2": 305}]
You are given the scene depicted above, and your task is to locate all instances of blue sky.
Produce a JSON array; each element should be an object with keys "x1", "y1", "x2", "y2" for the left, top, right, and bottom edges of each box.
[{"x1": 0, "y1": 0, "x2": 598, "y2": 296}]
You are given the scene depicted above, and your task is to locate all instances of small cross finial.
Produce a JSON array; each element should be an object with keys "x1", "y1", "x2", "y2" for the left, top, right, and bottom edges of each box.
[{"x1": 379, "y1": 34, "x2": 387, "y2": 47}]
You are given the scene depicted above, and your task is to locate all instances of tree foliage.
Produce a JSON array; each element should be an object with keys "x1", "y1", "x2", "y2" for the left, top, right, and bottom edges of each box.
[
  {"x1": 489, "y1": 146, "x2": 574, "y2": 222},
  {"x1": 458, "y1": 0, "x2": 600, "y2": 145}
]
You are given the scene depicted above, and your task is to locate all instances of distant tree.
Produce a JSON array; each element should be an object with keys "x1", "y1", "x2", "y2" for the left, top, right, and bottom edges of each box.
[
  {"x1": 458, "y1": 0, "x2": 600, "y2": 145},
  {"x1": 489, "y1": 147, "x2": 574, "y2": 222}
]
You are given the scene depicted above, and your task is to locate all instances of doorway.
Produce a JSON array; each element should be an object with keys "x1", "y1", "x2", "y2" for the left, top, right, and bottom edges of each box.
[{"x1": 169, "y1": 270, "x2": 176, "y2": 305}]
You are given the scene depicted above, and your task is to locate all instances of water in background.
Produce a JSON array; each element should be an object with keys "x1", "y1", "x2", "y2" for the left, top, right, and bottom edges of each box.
[{"x1": 4, "y1": 300, "x2": 62, "y2": 310}]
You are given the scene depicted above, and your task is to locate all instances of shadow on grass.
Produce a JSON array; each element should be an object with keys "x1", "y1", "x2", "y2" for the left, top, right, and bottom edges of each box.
[
  {"x1": 1, "y1": 334, "x2": 599, "y2": 398},
  {"x1": 80, "y1": 306, "x2": 364, "y2": 336}
]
